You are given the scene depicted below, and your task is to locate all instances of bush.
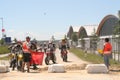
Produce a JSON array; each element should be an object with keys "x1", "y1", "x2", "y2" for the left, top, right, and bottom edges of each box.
[{"x1": 0, "y1": 45, "x2": 10, "y2": 54}]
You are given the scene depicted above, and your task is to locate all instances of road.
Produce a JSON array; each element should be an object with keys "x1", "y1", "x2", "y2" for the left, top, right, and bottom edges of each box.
[
  {"x1": 0, "y1": 49, "x2": 120, "y2": 80},
  {"x1": 0, "y1": 53, "x2": 10, "y2": 58}
]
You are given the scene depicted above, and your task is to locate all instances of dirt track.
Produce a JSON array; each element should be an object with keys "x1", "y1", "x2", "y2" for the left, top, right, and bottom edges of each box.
[{"x1": 0, "y1": 49, "x2": 120, "y2": 80}]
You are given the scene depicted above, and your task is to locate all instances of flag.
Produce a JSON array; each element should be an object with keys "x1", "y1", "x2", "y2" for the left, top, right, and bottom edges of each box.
[{"x1": 30, "y1": 51, "x2": 44, "y2": 65}]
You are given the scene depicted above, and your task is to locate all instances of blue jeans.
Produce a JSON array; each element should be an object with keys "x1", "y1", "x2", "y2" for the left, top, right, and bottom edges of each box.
[{"x1": 104, "y1": 54, "x2": 110, "y2": 68}]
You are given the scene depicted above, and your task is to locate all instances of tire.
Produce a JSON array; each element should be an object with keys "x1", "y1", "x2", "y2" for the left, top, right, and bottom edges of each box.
[
  {"x1": 51, "y1": 53, "x2": 56, "y2": 64},
  {"x1": 17, "y1": 60, "x2": 22, "y2": 71},
  {"x1": 63, "y1": 54, "x2": 67, "y2": 62},
  {"x1": 45, "y1": 56, "x2": 50, "y2": 65},
  {"x1": 12, "y1": 59, "x2": 16, "y2": 70}
]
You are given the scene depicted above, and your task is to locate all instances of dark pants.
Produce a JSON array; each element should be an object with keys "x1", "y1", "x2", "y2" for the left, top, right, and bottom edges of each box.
[
  {"x1": 104, "y1": 54, "x2": 111, "y2": 69},
  {"x1": 22, "y1": 53, "x2": 31, "y2": 72},
  {"x1": 23, "y1": 53, "x2": 31, "y2": 62}
]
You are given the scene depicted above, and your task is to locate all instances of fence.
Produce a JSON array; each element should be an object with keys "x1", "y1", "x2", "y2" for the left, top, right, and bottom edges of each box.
[{"x1": 70, "y1": 37, "x2": 120, "y2": 62}]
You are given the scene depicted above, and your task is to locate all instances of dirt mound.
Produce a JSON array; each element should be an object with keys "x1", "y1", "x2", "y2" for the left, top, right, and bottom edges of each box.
[{"x1": 39, "y1": 63, "x2": 87, "y2": 72}]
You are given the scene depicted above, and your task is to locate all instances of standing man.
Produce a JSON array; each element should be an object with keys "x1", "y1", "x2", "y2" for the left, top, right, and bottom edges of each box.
[
  {"x1": 103, "y1": 38, "x2": 112, "y2": 69},
  {"x1": 22, "y1": 36, "x2": 32, "y2": 72}
]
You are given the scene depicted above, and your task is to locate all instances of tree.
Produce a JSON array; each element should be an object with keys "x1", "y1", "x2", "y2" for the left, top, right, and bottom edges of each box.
[
  {"x1": 71, "y1": 32, "x2": 78, "y2": 46},
  {"x1": 64, "y1": 35, "x2": 68, "y2": 40},
  {"x1": 13, "y1": 38, "x2": 17, "y2": 42},
  {"x1": 90, "y1": 28, "x2": 99, "y2": 53},
  {"x1": 113, "y1": 20, "x2": 120, "y2": 37},
  {"x1": 80, "y1": 36, "x2": 85, "y2": 49},
  {"x1": 0, "y1": 38, "x2": 4, "y2": 45}
]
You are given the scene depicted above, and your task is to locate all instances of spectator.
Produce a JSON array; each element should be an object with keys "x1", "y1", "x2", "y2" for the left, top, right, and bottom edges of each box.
[{"x1": 103, "y1": 38, "x2": 112, "y2": 69}]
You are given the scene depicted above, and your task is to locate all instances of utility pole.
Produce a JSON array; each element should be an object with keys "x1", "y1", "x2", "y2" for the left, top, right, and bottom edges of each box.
[
  {"x1": 0, "y1": 17, "x2": 6, "y2": 38},
  {"x1": 0, "y1": 17, "x2": 6, "y2": 45}
]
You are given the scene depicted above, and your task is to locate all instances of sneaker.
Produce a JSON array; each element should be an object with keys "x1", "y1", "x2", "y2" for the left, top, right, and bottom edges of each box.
[{"x1": 33, "y1": 65, "x2": 38, "y2": 70}]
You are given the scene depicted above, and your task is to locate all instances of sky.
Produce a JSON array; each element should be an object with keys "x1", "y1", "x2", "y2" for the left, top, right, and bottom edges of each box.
[{"x1": 0, "y1": 0, "x2": 120, "y2": 41}]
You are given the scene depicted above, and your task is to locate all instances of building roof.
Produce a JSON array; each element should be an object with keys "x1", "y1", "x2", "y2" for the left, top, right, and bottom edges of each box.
[
  {"x1": 83, "y1": 25, "x2": 98, "y2": 36},
  {"x1": 67, "y1": 25, "x2": 98, "y2": 39},
  {"x1": 72, "y1": 26, "x2": 81, "y2": 32},
  {"x1": 96, "y1": 15, "x2": 119, "y2": 36}
]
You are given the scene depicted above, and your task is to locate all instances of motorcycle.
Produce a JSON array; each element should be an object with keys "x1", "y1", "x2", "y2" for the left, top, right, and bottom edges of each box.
[
  {"x1": 61, "y1": 49, "x2": 68, "y2": 62},
  {"x1": 9, "y1": 43, "x2": 23, "y2": 71},
  {"x1": 45, "y1": 48, "x2": 56, "y2": 65}
]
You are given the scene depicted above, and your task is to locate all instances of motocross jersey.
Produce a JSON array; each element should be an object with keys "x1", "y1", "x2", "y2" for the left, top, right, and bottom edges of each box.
[{"x1": 48, "y1": 43, "x2": 55, "y2": 51}]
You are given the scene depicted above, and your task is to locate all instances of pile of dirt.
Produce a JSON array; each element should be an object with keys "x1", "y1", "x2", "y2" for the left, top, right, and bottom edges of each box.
[
  {"x1": 65, "y1": 63, "x2": 87, "y2": 71},
  {"x1": 38, "y1": 63, "x2": 87, "y2": 72}
]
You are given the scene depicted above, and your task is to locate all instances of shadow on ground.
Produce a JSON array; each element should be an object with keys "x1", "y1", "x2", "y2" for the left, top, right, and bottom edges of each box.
[{"x1": 110, "y1": 69, "x2": 120, "y2": 72}]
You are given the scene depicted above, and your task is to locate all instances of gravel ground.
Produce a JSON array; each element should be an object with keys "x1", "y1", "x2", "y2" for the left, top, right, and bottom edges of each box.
[
  {"x1": 1, "y1": 70, "x2": 120, "y2": 80},
  {"x1": 0, "y1": 49, "x2": 120, "y2": 80}
]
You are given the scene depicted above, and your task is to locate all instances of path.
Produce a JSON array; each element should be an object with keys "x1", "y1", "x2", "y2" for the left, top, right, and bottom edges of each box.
[
  {"x1": 0, "y1": 49, "x2": 120, "y2": 80},
  {"x1": 0, "y1": 53, "x2": 10, "y2": 58}
]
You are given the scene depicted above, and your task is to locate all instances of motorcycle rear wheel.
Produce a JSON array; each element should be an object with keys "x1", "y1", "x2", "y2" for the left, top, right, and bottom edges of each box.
[{"x1": 45, "y1": 57, "x2": 50, "y2": 65}]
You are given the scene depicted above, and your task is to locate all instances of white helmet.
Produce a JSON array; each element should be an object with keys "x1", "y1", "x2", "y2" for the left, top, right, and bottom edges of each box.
[{"x1": 49, "y1": 40, "x2": 52, "y2": 43}]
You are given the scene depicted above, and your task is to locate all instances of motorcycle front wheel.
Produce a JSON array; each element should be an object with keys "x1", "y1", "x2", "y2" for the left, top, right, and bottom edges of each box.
[{"x1": 63, "y1": 54, "x2": 67, "y2": 62}]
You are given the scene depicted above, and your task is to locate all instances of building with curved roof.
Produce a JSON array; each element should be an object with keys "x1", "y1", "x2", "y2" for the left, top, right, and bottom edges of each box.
[
  {"x1": 78, "y1": 25, "x2": 98, "y2": 38},
  {"x1": 96, "y1": 15, "x2": 119, "y2": 36},
  {"x1": 73, "y1": 26, "x2": 81, "y2": 32},
  {"x1": 67, "y1": 11, "x2": 120, "y2": 59},
  {"x1": 67, "y1": 26, "x2": 81, "y2": 39},
  {"x1": 67, "y1": 25, "x2": 98, "y2": 39},
  {"x1": 83, "y1": 25, "x2": 98, "y2": 36},
  {"x1": 96, "y1": 15, "x2": 119, "y2": 52},
  {"x1": 67, "y1": 26, "x2": 73, "y2": 39},
  {"x1": 78, "y1": 26, "x2": 87, "y2": 38}
]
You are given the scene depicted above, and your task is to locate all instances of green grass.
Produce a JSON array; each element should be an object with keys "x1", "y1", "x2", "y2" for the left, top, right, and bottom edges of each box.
[
  {"x1": 0, "y1": 45, "x2": 10, "y2": 54},
  {"x1": 69, "y1": 48, "x2": 104, "y2": 63},
  {"x1": 70, "y1": 48, "x2": 120, "y2": 68}
]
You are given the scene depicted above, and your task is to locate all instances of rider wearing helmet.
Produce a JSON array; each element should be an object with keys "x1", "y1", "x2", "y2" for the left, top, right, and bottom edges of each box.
[
  {"x1": 60, "y1": 39, "x2": 67, "y2": 51},
  {"x1": 47, "y1": 40, "x2": 56, "y2": 64}
]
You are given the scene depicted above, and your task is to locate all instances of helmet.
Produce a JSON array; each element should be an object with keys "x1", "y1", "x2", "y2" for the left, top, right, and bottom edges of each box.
[
  {"x1": 62, "y1": 39, "x2": 66, "y2": 43},
  {"x1": 49, "y1": 40, "x2": 52, "y2": 43}
]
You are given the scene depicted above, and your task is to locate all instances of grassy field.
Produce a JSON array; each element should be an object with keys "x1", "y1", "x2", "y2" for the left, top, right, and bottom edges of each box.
[
  {"x1": 0, "y1": 45, "x2": 10, "y2": 60},
  {"x1": 0, "y1": 56, "x2": 9, "y2": 60},
  {"x1": 0, "y1": 45, "x2": 10, "y2": 54},
  {"x1": 70, "y1": 48, "x2": 120, "y2": 68}
]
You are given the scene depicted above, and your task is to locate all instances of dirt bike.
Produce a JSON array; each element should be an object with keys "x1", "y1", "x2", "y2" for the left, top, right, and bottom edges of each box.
[
  {"x1": 9, "y1": 43, "x2": 23, "y2": 71},
  {"x1": 61, "y1": 49, "x2": 68, "y2": 62},
  {"x1": 45, "y1": 49, "x2": 56, "y2": 65}
]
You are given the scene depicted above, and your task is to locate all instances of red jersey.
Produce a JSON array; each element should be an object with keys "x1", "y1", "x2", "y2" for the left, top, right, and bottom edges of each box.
[
  {"x1": 22, "y1": 41, "x2": 31, "y2": 53},
  {"x1": 103, "y1": 42, "x2": 112, "y2": 54}
]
